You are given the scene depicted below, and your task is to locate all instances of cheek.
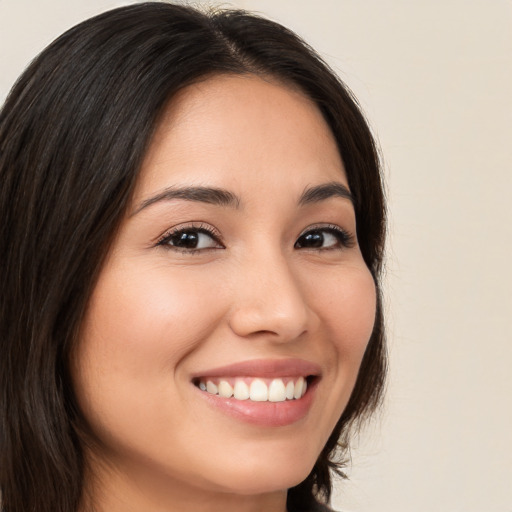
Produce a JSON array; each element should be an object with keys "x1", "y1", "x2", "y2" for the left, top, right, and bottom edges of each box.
[
  {"x1": 81, "y1": 261, "x2": 222, "y2": 361},
  {"x1": 334, "y1": 272, "x2": 376, "y2": 352},
  {"x1": 71, "y1": 261, "x2": 224, "y2": 425},
  {"x1": 304, "y1": 262, "x2": 377, "y2": 385},
  {"x1": 311, "y1": 264, "x2": 376, "y2": 343}
]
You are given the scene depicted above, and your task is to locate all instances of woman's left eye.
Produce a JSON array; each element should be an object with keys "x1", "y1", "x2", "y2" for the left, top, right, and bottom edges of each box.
[{"x1": 294, "y1": 226, "x2": 354, "y2": 250}]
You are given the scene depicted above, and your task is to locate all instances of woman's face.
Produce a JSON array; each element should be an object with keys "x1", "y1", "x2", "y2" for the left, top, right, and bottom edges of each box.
[{"x1": 73, "y1": 74, "x2": 376, "y2": 507}]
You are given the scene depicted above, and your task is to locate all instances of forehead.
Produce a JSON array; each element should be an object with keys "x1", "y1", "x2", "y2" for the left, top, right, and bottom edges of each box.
[{"x1": 135, "y1": 74, "x2": 347, "y2": 202}]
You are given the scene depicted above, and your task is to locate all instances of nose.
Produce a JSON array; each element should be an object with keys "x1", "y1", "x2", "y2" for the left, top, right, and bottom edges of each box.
[{"x1": 227, "y1": 250, "x2": 312, "y2": 342}]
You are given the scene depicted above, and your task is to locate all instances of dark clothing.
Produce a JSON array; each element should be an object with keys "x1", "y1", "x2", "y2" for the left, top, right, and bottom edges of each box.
[{"x1": 289, "y1": 502, "x2": 336, "y2": 512}]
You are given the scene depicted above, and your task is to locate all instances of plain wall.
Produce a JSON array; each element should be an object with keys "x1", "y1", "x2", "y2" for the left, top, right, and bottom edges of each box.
[{"x1": 1, "y1": 1, "x2": 511, "y2": 511}]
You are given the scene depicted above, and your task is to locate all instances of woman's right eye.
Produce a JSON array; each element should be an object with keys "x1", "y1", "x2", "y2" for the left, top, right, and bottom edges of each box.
[{"x1": 157, "y1": 226, "x2": 224, "y2": 252}]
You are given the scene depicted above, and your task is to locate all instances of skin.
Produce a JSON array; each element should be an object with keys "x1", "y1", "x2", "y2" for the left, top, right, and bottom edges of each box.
[{"x1": 72, "y1": 74, "x2": 377, "y2": 512}]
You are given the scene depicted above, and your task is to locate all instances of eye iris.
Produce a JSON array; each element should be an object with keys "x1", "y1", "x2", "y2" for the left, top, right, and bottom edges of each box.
[
  {"x1": 174, "y1": 231, "x2": 199, "y2": 248},
  {"x1": 302, "y1": 230, "x2": 324, "y2": 248}
]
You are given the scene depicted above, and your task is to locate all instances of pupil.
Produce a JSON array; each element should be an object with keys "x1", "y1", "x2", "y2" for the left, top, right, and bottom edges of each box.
[
  {"x1": 302, "y1": 231, "x2": 323, "y2": 247},
  {"x1": 176, "y1": 231, "x2": 198, "y2": 248}
]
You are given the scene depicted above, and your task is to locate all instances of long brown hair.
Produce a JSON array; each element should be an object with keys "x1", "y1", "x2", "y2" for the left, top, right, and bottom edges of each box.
[{"x1": 0, "y1": 4, "x2": 386, "y2": 511}]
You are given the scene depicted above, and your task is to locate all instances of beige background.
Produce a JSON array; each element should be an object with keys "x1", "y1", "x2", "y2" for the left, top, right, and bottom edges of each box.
[{"x1": 1, "y1": 1, "x2": 511, "y2": 511}]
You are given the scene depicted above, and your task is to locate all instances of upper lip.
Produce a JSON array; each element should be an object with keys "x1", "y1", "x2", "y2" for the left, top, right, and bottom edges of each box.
[{"x1": 191, "y1": 358, "x2": 322, "y2": 379}]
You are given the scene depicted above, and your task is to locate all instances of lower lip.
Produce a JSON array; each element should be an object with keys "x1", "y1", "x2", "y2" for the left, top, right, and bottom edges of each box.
[{"x1": 195, "y1": 380, "x2": 317, "y2": 427}]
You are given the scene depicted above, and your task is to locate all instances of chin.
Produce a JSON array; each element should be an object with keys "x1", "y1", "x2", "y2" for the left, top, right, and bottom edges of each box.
[
  {"x1": 216, "y1": 466, "x2": 312, "y2": 496},
  {"x1": 205, "y1": 444, "x2": 318, "y2": 496}
]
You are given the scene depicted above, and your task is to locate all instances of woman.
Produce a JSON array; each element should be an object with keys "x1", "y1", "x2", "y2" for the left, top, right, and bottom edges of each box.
[{"x1": 0, "y1": 3, "x2": 386, "y2": 512}]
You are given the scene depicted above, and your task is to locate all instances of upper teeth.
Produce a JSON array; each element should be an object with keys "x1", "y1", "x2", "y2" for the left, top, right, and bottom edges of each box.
[{"x1": 198, "y1": 377, "x2": 308, "y2": 402}]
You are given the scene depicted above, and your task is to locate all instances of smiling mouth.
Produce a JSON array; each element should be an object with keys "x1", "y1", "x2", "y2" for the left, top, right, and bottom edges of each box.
[
  {"x1": 193, "y1": 376, "x2": 315, "y2": 402},
  {"x1": 191, "y1": 359, "x2": 320, "y2": 426}
]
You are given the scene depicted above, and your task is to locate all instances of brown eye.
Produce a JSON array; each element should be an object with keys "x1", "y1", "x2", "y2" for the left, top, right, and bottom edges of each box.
[
  {"x1": 294, "y1": 227, "x2": 353, "y2": 250},
  {"x1": 158, "y1": 228, "x2": 223, "y2": 251}
]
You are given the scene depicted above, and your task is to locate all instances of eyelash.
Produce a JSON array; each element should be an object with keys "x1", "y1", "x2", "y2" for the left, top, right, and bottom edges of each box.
[
  {"x1": 156, "y1": 223, "x2": 355, "y2": 253},
  {"x1": 156, "y1": 223, "x2": 223, "y2": 253},
  {"x1": 294, "y1": 224, "x2": 356, "y2": 250}
]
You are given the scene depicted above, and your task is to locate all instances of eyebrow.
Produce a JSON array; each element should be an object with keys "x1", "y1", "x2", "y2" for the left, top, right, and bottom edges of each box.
[
  {"x1": 298, "y1": 182, "x2": 354, "y2": 206},
  {"x1": 133, "y1": 180, "x2": 353, "y2": 216},
  {"x1": 132, "y1": 185, "x2": 241, "y2": 215}
]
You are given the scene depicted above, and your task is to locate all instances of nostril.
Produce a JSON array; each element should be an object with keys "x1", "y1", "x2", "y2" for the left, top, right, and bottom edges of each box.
[{"x1": 226, "y1": 276, "x2": 310, "y2": 340}]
